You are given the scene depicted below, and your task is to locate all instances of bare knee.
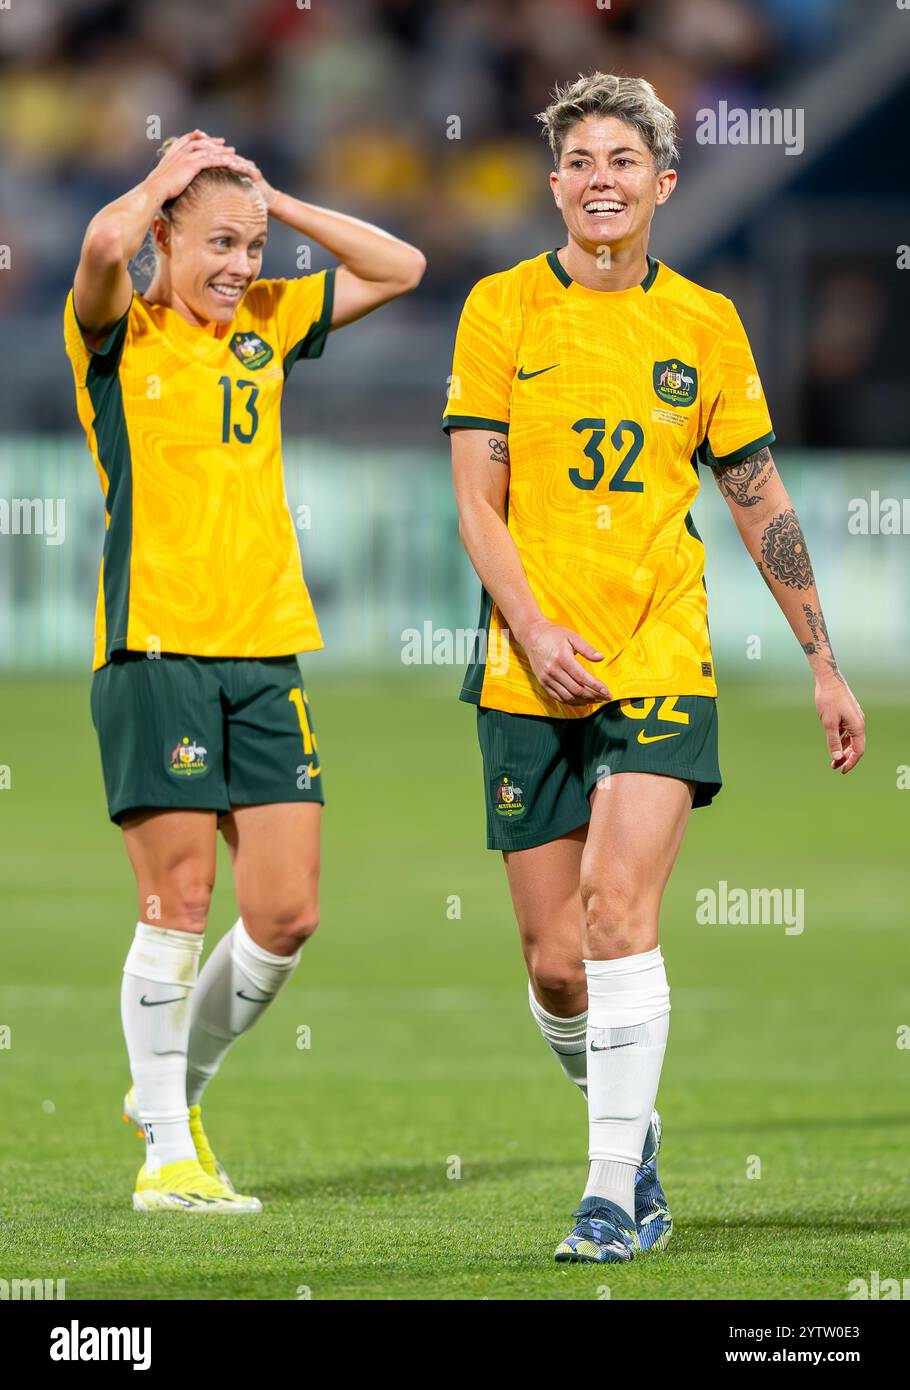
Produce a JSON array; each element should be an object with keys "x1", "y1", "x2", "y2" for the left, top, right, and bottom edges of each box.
[
  {"x1": 241, "y1": 900, "x2": 319, "y2": 956},
  {"x1": 528, "y1": 952, "x2": 584, "y2": 1000},
  {"x1": 580, "y1": 876, "x2": 653, "y2": 959},
  {"x1": 524, "y1": 941, "x2": 586, "y2": 1016},
  {"x1": 139, "y1": 871, "x2": 213, "y2": 935}
]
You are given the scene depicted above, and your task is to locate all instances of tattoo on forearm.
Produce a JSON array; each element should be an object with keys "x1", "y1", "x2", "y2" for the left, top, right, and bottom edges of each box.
[
  {"x1": 801, "y1": 604, "x2": 830, "y2": 654},
  {"x1": 753, "y1": 513, "x2": 845, "y2": 680},
  {"x1": 714, "y1": 447, "x2": 775, "y2": 508},
  {"x1": 801, "y1": 603, "x2": 845, "y2": 681},
  {"x1": 489, "y1": 437, "x2": 510, "y2": 466},
  {"x1": 759, "y1": 508, "x2": 814, "y2": 589}
]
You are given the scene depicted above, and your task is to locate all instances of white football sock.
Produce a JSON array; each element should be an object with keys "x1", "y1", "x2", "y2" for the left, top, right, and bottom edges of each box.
[
  {"x1": 582, "y1": 946, "x2": 670, "y2": 1219},
  {"x1": 527, "y1": 982, "x2": 588, "y2": 1095},
  {"x1": 121, "y1": 921, "x2": 205, "y2": 1171},
  {"x1": 186, "y1": 917, "x2": 301, "y2": 1107}
]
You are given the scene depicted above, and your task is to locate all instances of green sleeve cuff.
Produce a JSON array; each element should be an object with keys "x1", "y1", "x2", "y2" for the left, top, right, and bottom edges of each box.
[
  {"x1": 283, "y1": 268, "x2": 336, "y2": 377},
  {"x1": 442, "y1": 415, "x2": 510, "y2": 436},
  {"x1": 73, "y1": 299, "x2": 131, "y2": 359},
  {"x1": 696, "y1": 429, "x2": 776, "y2": 468}
]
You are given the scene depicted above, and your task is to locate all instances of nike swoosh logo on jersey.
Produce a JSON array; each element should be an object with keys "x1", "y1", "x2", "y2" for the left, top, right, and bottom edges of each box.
[
  {"x1": 590, "y1": 1041, "x2": 636, "y2": 1051},
  {"x1": 516, "y1": 364, "x2": 559, "y2": 379},
  {"x1": 236, "y1": 989, "x2": 274, "y2": 1004},
  {"x1": 637, "y1": 731, "x2": 682, "y2": 745},
  {"x1": 139, "y1": 994, "x2": 187, "y2": 1007}
]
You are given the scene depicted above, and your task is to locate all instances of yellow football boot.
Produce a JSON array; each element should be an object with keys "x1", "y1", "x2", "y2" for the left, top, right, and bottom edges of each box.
[
  {"x1": 122, "y1": 1086, "x2": 236, "y2": 1191},
  {"x1": 132, "y1": 1158, "x2": 261, "y2": 1214},
  {"x1": 189, "y1": 1103, "x2": 236, "y2": 1191}
]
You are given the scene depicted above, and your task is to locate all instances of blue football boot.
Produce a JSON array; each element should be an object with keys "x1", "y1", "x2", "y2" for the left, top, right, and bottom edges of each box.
[
  {"x1": 554, "y1": 1196, "x2": 637, "y2": 1264},
  {"x1": 635, "y1": 1109, "x2": 673, "y2": 1253}
]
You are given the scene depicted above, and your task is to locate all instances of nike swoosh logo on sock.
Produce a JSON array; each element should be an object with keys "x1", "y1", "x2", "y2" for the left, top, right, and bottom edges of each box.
[
  {"x1": 590, "y1": 1041, "x2": 636, "y2": 1051},
  {"x1": 139, "y1": 994, "x2": 187, "y2": 1007},
  {"x1": 235, "y1": 989, "x2": 274, "y2": 1004}
]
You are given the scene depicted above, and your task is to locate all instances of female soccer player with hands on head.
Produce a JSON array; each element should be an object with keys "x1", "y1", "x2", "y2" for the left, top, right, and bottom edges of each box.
[{"x1": 65, "y1": 130, "x2": 425, "y2": 1213}]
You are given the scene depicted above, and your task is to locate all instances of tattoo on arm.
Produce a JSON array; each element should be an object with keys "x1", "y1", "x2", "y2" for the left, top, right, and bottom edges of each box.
[
  {"x1": 801, "y1": 604, "x2": 830, "y2": 654},
  {"x1": 759, "y1": 508, "x2": 814, "y2": 589},
  {"x1": 488, "y1": 437, "x2": 510, "y2": 466},
  {"x1": 714, "y1": 447, "x2": 775, "y2": 508},
  {"x1": 801, "y1": 603, "x2": 845, "y2": 682},
  {"x1": 752, "y1": 507, "x2": 845, "y2": 681}
]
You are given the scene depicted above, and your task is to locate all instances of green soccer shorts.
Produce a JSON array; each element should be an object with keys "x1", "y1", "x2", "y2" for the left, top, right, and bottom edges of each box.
[
  {"x1": 90, "y1": 651, "x2": 324, "y2": 824},
  {"x1": 477, "y1": 694, "x2": 721, "y2": 851}
]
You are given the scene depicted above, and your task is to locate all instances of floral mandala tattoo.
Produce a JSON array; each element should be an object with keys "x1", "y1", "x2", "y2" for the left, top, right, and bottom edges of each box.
[{"x1": 760, "y1": 509, "x2": 814, "y2": 590}]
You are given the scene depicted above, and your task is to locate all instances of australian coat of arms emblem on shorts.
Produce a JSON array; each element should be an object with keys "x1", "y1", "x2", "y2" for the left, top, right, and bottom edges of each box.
[
  {"x1": 168, "y1": 737, "x2": 209, "y2": 777},
  {"x1": 229, "y1": 332, "x2": 274, "y2": 370},
  {"x1": 653, "y1": 359, "x2": 698, "y2": 408},
  {"x1": 494, "y1": 775, "x2": 526, "y2": 818}
]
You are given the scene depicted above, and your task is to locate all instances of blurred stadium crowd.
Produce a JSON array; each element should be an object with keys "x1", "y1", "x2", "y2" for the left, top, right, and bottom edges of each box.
[{"x1": 0, "y1": 0, "x2": 906, "y2": 445}]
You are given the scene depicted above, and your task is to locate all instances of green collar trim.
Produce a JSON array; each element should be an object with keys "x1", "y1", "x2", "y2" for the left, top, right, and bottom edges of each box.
[
  {"x1": 546, "y1": 248, "x2": 573, "y2": 288},
  {"x1": 641, "y1": 254, "x2": 659, "y2": 292},
  {"x1": 546, "y1": 249, "x2": 659, "y2": 294}
]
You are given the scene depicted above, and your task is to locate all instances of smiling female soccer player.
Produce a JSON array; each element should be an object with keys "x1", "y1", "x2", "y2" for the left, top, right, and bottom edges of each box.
[
  {"x1": 65, "y1": 130, "x2": 425, "y2": 1213},
  {"x1": 445, "y1": 74, "x2": 865, "y2": 1264}
]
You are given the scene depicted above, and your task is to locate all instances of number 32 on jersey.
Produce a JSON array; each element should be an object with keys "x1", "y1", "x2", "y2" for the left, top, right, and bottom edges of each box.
[{"x1": 570, "y1": 417, "x2": 644, "y2": 493}]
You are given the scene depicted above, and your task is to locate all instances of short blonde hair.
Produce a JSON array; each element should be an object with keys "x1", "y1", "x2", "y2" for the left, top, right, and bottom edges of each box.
[{"x1": 537, "y1": 73, "x2": 679, "y2": 172}]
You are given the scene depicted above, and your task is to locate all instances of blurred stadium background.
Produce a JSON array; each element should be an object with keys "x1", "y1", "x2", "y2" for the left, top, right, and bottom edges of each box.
[{"x1": 1, "y1": 0, "x2": 908, "y2": 1301}]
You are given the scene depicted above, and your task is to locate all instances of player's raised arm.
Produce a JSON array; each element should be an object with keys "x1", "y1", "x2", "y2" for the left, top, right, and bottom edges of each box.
[
  {"x1": 73, "y1": 131, "x2": 245, "y2": 343},
  {"x1": 450, "y1": 427, "x2": 612, "y2": 705},
  {"x1": 713, "y1": 448, "x2": 866, "y2": 773},
  {"x1": 236, "y1": 160, "x2": 426, "y2": 328}
]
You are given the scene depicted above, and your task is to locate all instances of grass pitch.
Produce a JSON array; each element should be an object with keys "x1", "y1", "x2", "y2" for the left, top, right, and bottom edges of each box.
[{"x1": 0, "y1": 671, "x2": 907, "y2": 1299}]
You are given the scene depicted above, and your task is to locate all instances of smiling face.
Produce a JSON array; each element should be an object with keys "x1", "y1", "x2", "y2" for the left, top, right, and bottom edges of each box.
[
  {"x1": 549, "y1": 114, "x2": 676, "y2": 257},
  {"x1": 151, "y1": 184, "x2": 268, "y2": 325}
]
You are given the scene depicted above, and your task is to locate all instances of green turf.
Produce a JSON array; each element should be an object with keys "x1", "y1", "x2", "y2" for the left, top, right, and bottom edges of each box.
[{"x1": 0, "y1": 671, "x2": 906, "y2": 1299}]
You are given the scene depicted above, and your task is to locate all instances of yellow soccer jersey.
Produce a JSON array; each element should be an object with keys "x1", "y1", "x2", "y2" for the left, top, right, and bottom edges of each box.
[
  {"x1": 64, "y1": 271, "x2": 335, "y2": 671},
  {"x1": 443, "y1": 250, "x2": 774, "y2": 718}
]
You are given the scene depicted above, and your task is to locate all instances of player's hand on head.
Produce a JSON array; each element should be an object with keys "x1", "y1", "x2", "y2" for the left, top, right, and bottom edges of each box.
[
  {"x1": 522, "y1": 619, "x2": 612, "y2": 706},
  {"x1": 149, "y1": 131, "x2": 249, "y2": 203},
  {"x1": 815, "y1": 675, "x2": 865, "y2": 774},
  {"x1": 229, "y1": 153, "x2": 278, "y2": 207}
]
